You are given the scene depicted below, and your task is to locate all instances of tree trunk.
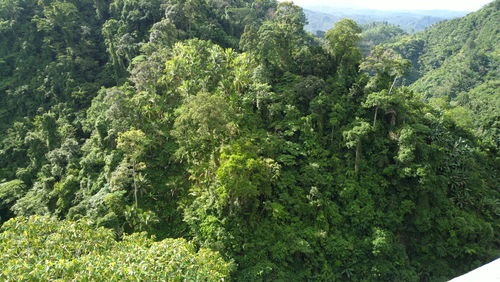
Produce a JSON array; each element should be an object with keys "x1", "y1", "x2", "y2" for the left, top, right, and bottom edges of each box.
[
  {"x1": 355, "y1": 140, "x2": 361, "y2": 176},
  {"x1": 388, "y1": 76, "x2": 398, "y2": 95},
  {"x1": 133, "y1": 162, "x2": 138, "y2": 208},
  {"x1": 373, "y1": 106, "x2": 379, "y2": 127},
  {"x1": 386, "y1": 109, "x2": 397, "y2": 126}
]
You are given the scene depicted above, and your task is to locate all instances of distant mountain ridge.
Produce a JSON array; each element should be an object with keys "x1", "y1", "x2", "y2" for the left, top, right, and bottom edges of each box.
[{"x1": 303, "y1": 7, "x2": 469, "y2": 33}]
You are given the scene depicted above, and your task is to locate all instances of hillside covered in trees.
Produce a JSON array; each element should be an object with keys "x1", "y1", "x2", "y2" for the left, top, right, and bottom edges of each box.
[
  {"x1": 386, "y1": 0, "x2": 499, "y2": 149},
  {"x1": 0, "y1": 0, "x2": 498, "y2": 280}
]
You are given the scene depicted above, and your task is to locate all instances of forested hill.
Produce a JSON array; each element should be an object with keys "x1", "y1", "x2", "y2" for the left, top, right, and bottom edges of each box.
[
  {"x1": 0, "y1": 0, "x2": 498, "y2": 281},
  {"x1": 387, "y1": 0, "x2": 499, "y2": 148},
  {"x1": 359, "y1": 22, "x2": 407, "y2": 56}
]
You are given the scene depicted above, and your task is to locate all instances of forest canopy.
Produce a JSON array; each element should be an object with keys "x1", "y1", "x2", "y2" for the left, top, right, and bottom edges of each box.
[{"x1": 0, "y1": 0, "x2": 498, "y2": 281}]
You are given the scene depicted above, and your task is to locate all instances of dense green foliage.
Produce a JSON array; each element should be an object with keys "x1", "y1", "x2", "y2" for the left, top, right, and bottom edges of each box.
[
  {"x1": 0, "y1": 216, "x2": 232, "y2": 280},
  {"x1": 391, "y1": 1, "x2": 499, "y2": 89},
  {"x1": 386, "y1": 1, "x2": 499, "y2": 148},
  {"x1": 359, "y1": 22, "x2": 407, "y2": 56},
  {"x1": 0, "y1": 0, "x2": 498, "y2": 281}
]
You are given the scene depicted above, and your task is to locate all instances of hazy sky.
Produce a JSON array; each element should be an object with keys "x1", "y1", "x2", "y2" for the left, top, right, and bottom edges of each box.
[{"x1": 284, "y1": 0, "x2": 494, "y2": 11}]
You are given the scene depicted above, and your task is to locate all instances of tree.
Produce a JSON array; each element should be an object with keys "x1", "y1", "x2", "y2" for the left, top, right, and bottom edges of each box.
[
  {"x1": 173, "y1": 93, "x2": 238, "y2": 169},
  {"x1": 325, "y1": 19, "x2": 362, "y2": 69},
  {"x1": 360, "y1": 46, "x2": 410, "y2": 92},
  {"x1": 33, "y1": 1, "x2": 79, "y2": 47},
  {"x1": 116, "y1": 129, "x2": 148, "y2": 207},
  {"x1": 343, "y1": 119, "x2": 371, "y2": 176},
  {"x1": 361, "y1": 46, "x2": 411, "y2": 127},
  {"x1": 240, "y1": 1, "x2": 307, "y2": 74}
]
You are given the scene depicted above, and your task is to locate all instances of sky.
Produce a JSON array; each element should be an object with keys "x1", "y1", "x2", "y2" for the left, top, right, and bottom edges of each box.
[{"x1": 284, "y1": 0, "x2": 494, "y2": 11}]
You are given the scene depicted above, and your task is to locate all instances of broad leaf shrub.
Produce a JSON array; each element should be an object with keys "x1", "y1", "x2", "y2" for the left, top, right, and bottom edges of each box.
[{"x1": 0, "y1": 216, "x2": 232, "y2": 281}]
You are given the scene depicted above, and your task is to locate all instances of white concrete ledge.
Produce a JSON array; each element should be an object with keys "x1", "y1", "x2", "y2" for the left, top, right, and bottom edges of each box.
[{"x1": 449, "y1": 258, "x2": 500, "y2": 282}]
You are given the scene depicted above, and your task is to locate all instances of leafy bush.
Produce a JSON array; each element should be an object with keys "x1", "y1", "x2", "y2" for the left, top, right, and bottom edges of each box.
[{"x1": 0, "y1": 216, "x2": 233, "y2": 281}]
